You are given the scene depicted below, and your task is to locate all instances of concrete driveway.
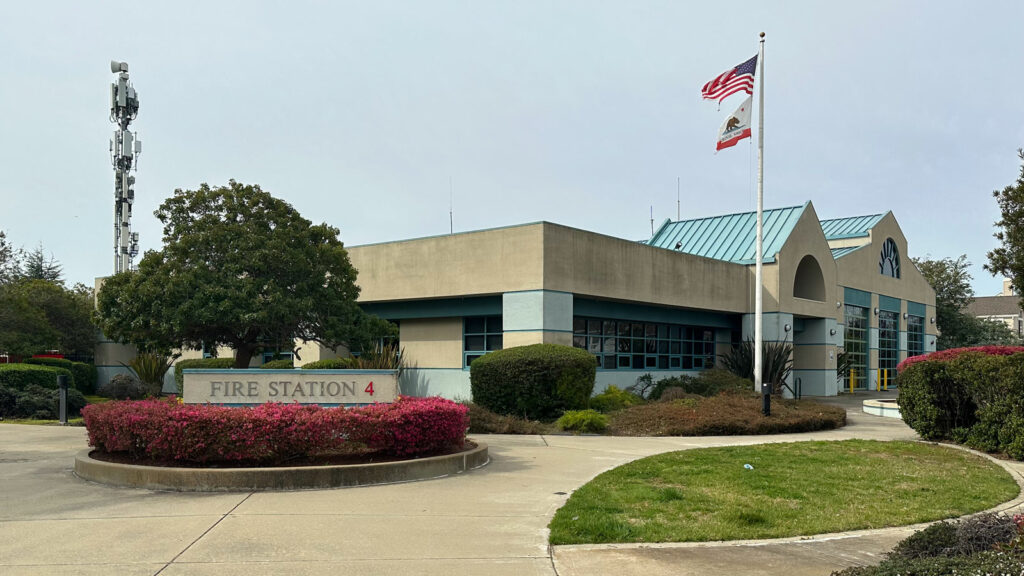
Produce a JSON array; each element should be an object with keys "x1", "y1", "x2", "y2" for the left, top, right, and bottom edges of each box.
[{"x1": 2, "y1": 398, "x2": 1014, "y2": 576}]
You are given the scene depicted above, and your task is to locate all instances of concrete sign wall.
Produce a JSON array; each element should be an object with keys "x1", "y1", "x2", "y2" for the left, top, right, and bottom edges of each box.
[{"x1": 182, "y1": 369, "x2": 398, "y2": 406}]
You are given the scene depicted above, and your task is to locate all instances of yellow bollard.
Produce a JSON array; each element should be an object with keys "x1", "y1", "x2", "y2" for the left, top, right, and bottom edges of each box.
[
  {"x1": 849, "y1": 369, "x2": 856, "y2": 394},
  {"x1": 884, "y1": 369, "x2": 889, "y2": 391}
]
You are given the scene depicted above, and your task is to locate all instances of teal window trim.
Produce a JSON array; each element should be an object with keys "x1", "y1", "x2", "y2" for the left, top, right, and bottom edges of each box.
[
  {"x1": 843, "y1": 304, "x2": 869, "y2": 390},
  {"x1": 571, "y1": 316, "x2": 717, "y2": 371},
  {"x1": 878, "y1": 309, "x2": 899, "y2": 381},
  {"x1": 463, "y1": 315, "x2": 502, "y2": 368},
  {"x1": 878, "y1": 295, "x2": 901, "y2": 313},
  {"x1": 907, "y1": 315, "x2": 925, "y2": 358},
  {"x1": 843, "y1": 287, "x2": 871, "y2": 308}
]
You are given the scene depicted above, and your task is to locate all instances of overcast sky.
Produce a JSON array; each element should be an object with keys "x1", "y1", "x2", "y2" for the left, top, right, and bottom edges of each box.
[{"x1": 1, "y1": 1, "x2": 1022, "y2": 296}]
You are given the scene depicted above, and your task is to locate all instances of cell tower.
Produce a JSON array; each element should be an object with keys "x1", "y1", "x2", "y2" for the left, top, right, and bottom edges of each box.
[{"x1": 109, "y1": 60, "x2": 141, "y2": 273}]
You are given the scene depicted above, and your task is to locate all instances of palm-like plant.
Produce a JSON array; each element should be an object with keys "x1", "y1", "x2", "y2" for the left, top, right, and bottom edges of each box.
[
  {"x1": 355, "y1": 341, "x2": 406, "y2": 376},
  {"x1": 720, "y1": 339, "x2": 794, "y2": 396},
  {"x1": 123, "y1": 352, "x2": 176, "y2": 395}
]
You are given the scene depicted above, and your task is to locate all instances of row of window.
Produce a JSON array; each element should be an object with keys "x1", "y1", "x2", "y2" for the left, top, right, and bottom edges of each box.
[{"x1": 572, "y1": 317, "x2": 717, "y2": 370}]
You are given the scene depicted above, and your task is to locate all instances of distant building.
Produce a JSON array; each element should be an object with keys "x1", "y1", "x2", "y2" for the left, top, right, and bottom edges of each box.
[{"x1": 967, "y1": 280, "x2": 1023, "y2": 337}]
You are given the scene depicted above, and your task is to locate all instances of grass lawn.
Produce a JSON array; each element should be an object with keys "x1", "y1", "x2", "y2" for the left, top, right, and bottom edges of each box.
[
  {"x1": 549, "y1": 440, "x2": 1019, "y2": 545},
  {"x1": 0, "y1": 417, "x2": 84, "y2": 426}
]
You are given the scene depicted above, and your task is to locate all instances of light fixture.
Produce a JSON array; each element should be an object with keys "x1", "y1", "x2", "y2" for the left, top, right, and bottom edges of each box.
[
  {"x1": 829, "y1": 328, "x2": 837, "y2": 336},
  {"x1": 836, "y1": 301, "x2": 842, "y2": 308},
  {"x1": 902, "y1": 312, "x2": 908, "y2": 319},
  {"x1": 930, "y1": 317, "x2": 935, "y2": 324},
  {"x1": 784, "y1": 323, "x2": 792, "y2": 332},
  {"x1": 873, "y1": 307, "x2": 879, "y2": 315}
]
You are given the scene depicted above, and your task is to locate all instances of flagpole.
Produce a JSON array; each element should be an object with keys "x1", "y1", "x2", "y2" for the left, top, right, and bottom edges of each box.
[{"x1": 754, "y1": 32, "x2": 765, "y2": 396}]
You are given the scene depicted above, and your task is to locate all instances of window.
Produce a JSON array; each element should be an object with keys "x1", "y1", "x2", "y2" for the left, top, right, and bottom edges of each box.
[
  {"x1": 878, "y1": 310, "x2": 899, "y2": 384},
  {"x1": 261, "y1": 350, "x2": 294, "y2": 364},
  {"x1": 907, "y1": 315, "x2": 924, "y2": 358},
  {"x1": 464, "y1": 316, "x2": 502, "y2": 367},
  {"x1": 843, "y1": 304, "x2": 869, "y2": 390},
  {"x1": 572, "y1": 316, "x2": 716, "y2": 370},
  {"x1": 880, "y1": 238, "x2": 900, "y2": 278}
]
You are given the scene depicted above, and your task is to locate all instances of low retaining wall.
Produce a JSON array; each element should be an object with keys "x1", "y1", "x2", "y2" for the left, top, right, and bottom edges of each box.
[
  {"x1": 74, "y1": 442, "x2": 488, "y2": 492},
  {"x1": 863, "y1": 399, "x2": 902, "y2": 419}
]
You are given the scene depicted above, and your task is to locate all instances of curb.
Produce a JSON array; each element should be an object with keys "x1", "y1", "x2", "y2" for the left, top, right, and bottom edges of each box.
[{"x1": 74, "y1": 441, "x2": 489, "y2": 492}]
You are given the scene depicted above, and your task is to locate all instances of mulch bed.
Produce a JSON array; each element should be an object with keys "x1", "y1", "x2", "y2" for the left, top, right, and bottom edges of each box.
[{"x1": 88, "y1": 440, "x2": 476, "y2": 469}]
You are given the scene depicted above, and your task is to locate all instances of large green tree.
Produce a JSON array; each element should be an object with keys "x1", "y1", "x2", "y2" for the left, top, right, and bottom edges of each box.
[
  {"x1": 94, "y1": 181, "x2": 393, "y2": 367},
  {"x1": 913, "y1": 254, "x2": 1020, "y2": 349},
  {"x1": 19, "y1": 244, "x2": 64, "y2": 285},
  {"x1": 0, "y1": 230, "x2": 21, "y2": 285},
  {"x1": 986, "y1": 149, "x2": 1024, "y2": 307}
]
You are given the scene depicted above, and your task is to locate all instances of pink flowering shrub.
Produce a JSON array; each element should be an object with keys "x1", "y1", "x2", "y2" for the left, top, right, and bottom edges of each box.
[
  {"x1": 82, "y1": 396, "x2": 469, "y2": 464},
  {"x1": 897, "y1": 345, "x2": 1024, "y2": 371}
]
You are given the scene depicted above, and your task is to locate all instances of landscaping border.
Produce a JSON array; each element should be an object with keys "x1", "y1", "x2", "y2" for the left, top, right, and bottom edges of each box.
[{"x1": 74, "y1": 442, "x2": 488, "y2": 492}]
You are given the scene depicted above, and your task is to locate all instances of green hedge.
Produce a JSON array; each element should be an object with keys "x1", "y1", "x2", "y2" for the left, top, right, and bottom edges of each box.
[
  {"x1": 556, "y1": 409, "x2": 608, "y2": 433},
  {"x1": 301, "y1": 357, "x2": 359, "y2": 369},
  {"x1": 589, "y1": 385, "x2": 644, "y2": 413},
  {"x1": 0, "y1": 363, "x2": 75, "y2": 391},
  {"x1": 173, "y1": 358, "x2": 237, "y2": 393},
  {"x1": 22, "y1": 359, "x2": 95, "y2": 393},
  {"x1": 898, "y1": 351, "x2": 1024, "y2": 459},
  {"x1": 470, "y1": 344, "x2": 595, "y2": 420},
  {"x1": 260, "y1": 359, "x2": 295, "y2": 369},
  {"x1": 0, "y1": 384, "x2": 87, "y2": 419}
]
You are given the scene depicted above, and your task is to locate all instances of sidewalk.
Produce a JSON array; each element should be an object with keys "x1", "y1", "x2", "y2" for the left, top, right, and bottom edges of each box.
[{"x1": 0, "y1": 398, "x2": 1016, "y2": 576}]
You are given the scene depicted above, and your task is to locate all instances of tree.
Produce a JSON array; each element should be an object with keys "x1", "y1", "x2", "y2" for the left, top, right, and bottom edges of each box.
[
  {"x1": 0, "y1": 289, "x2": 58, "y2": 356},
  {"x1": 19, "y1": 244, "x2": 63, "y2": 285},
  {"x1": 913, "y1": 254, "x2": 1021, "y2": 349},
  {"x1": 0, "y1": 230, "x2": 22, "y2": 285},
  {"x1": 7, "y1": 279, "x2": 96, "y2": 356},
  {"x1": 986, "y1": 149, "x2": 1024, "y2": 309},
  {"x1": 94, "y1": 181, "x2": 394, "y2": 368}
]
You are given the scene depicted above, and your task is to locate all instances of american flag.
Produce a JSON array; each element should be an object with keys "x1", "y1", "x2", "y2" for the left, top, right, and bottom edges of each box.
[{"x1": 701, "y1": 55, "x2": 757, "y2": 102}]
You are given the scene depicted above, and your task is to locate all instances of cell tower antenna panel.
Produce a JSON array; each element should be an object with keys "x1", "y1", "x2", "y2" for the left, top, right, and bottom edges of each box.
[{"x1": 109, "y1": 60, "x2": 141, "y2": 273}]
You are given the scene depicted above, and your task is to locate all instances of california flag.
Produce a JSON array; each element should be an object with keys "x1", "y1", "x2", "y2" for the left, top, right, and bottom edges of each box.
[{"x1": 716, "y1": 95, "x2": 752, "y2": 151}]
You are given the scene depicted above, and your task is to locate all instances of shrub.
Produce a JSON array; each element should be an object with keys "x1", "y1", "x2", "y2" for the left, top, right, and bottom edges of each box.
[
  {"x1": 127, "y1": 353, "x2": 175, "y2": 390},
  {"x1": 98, "y1": 373, "x2": 155, "y2": 400},
  {"x1": 831, "y1": 551, "x2": 1024, "y2": 576},
  {"x1": 260, "y1": 358, "x2": 295, "y2": 369},
  {"x1": 627, "y1": 373, "x2": 656, "y2": 399},
  {"x1": 589, "y1": 386, "x2": 644, "y2": 413},
  {"x1": 82, "y1": 395, "x2": 468, "y2": 463},
  {"x1": 649, "y1": 370, "x2": 750, "y2": 400},
  {"x1": 889, "y1": 521, "x2": 957, "y2": 559},
  {"x1": 897, "y1": 359, "x2": 974, "y2": 440},
  {"x1": 658, "y1": 387, "x2": 701, "y2": 403},
  {"x1": 898, "y1": 345, "x2": 1024, "y2": 371},
  {"x1": 557, "y1": 409, "x2": 608, "y2": 434},
  {"x1": 649, "y1": 375, "x2": 698, "y2": 400},
  {"x1": 953, "y1": 513, "x2": 1019, "y2": 556},
  {"x1": 464, "y1": 402, "x2": 547, "y2": 434},
  {"x1": 470, "y1": 344, "x2": 595, "y2": 420},
  {"x1": 23, "y1": 357, "x2": 73, "y2": 370},
  {"x1": 70, "y1": 362, "x2": 97, "y2": 394},
  {"x1": 301, "y1": 357, "x2": 359, "y2": 369},
  {"x1": 174, "y1": 358, "x2": 237, "y2": 393},
  {"x1": 0, "y1": 363, "x2": 74, "y2": 391},
  {"x1": 0, "y1": 384, "x2": 86, "y2": 419}
]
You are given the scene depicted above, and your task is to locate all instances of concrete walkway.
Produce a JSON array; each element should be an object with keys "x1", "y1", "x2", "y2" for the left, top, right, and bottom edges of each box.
[{"x1": 0, "y1": 396, "x2": 1020, "y2": 575}]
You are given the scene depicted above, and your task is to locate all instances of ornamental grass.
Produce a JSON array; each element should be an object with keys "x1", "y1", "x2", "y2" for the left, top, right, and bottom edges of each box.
[{"x1": 82, "y1": 396, "x2": 468, "y2": 464}]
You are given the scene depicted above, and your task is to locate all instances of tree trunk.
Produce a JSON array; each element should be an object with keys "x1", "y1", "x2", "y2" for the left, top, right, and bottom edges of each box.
[{"x1": 234, "y1": 344, "x2": 255, "y2": 369}]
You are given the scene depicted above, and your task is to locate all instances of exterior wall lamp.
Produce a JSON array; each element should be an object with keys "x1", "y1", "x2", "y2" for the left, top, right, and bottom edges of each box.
[
  {"x1": 784, "y1": 323, "x2": 792, "y2": 332},
  {"x1": 836, "y1": 301, "x2": 842, "y2": 308},
  {"x1": 930, "y1": 317, "x2": 936, "y2": 324},
  {"x1": 829, "y1": 328, "x2": 837, "y2": 336},
  {"x1": 873, "y1": 307, "x2": 879, "y2": 315},
  {"x1": 902, "y1": 312, "x2": 908, "y2": 319}
]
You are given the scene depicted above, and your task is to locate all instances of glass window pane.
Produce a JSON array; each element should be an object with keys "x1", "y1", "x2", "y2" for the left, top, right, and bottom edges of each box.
[
  {"x1": 658, "y1": 356, "x2": 668, "y2": 369},
  {"x1": 617, "y1": 322, "x2": 631, "y2": 336},
  {"x1": 632, "y1": 323, "x2": 644, "y2": 337},
  {"x1": 618, "y1": 355, "x2": 631, "y2": 368},
  {"x1": 603, "y1": 321, "x2": 616, "y2": 335},
  {"x1": 645, "y1": 324, "x2": 657, "y2": 338},
  {"x1": 573, "y1": 317, "x2": 585, "y2": 334},
  {"x1": 466, "y1": 354, "x2": 483, "y2": 367},
  {"x1": 617, "y1": 338, "x2": 631, "y2": 353},
  {"x1": 588, "y1": 338, "x2": 601, "y2": 354},
  {"x1": 703, "y1": 330, "x2": 714, "y2": 342},
  {"x1": 604, "y1": 337, "x2": 616, "y2": 353},
  {"x1": 465, "y1": 317, "x2": 485, "y2": 334},
  {"x1": 646, "y1": 339, "x2": 657, "y2": 353},
  {"x1": 683, "y1": 356, "x2": 693, "y2": 370},
  {"x1": 488, "y1": 316, "x2": 502, "y2": 333},
  {"x1": 588, "y1": 320, "x2": 602, "y2": 335},
  {"x1": 603, "y1": 356, "x2": 616, "y2": 370},
  {"x1": 670, "y1": 341, "x2": 681, "y2": 354},
  {"x1": 645, "y1": 356, "x2": 657, "y2": 368},
  {"x1": 670, "y1": 357, "x2": 681, "y2": 368},
  {"x1": 670, "y1": 326, "x2": 682, "y2": 339},
  {"x1": 465, "y1": 335, "x2": 485, "y2": 351},
  {"x1": 632, "y1": 355, "x2": 645, "y2": 369},
  {"x1": 658, "y1": 340, "x2": 669, "y2": 354},
  {"x1": 658, "y1": 324, "x2": 669, "y2": 339},
  {"x1": 486, "y1": 334, "x2": 502, "y2": 351},
  {"x1": 573, "y1": 335, "x2": 586, "y2": 349}
]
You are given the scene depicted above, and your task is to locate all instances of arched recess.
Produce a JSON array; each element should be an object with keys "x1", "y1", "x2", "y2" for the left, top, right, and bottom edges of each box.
[{"x1": 794, "y1": 255, "x2": 826, "y2": 301}]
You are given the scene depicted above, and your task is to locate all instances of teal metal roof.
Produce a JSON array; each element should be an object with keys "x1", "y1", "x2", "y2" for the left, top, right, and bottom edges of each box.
[
  {"x1": 647, "y1": 203, "x2": 807, "y2": 264},
  {"x1": 819, "y1": 213, "x2": 885, "y2": 240},
  {"x1": 830, "y1": 245, "x2": 866, "y2": 259}
]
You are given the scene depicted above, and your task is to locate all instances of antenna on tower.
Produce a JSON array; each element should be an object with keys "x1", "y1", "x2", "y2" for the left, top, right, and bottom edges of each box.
[
  {"x1": 650, "y1": 205, "x2": 654, "y2": 236},
  {"x1": 109, "y1": 60, "x2": 141, "y2": 273},
  {"x1": 449, "y1": 176, "x2": 454, "y2": 235}
]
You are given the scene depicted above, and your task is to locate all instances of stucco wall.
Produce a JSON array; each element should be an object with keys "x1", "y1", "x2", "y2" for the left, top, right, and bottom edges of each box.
[{"x1": 399, "y1": 317, "x2": 463, "y2": 369}]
